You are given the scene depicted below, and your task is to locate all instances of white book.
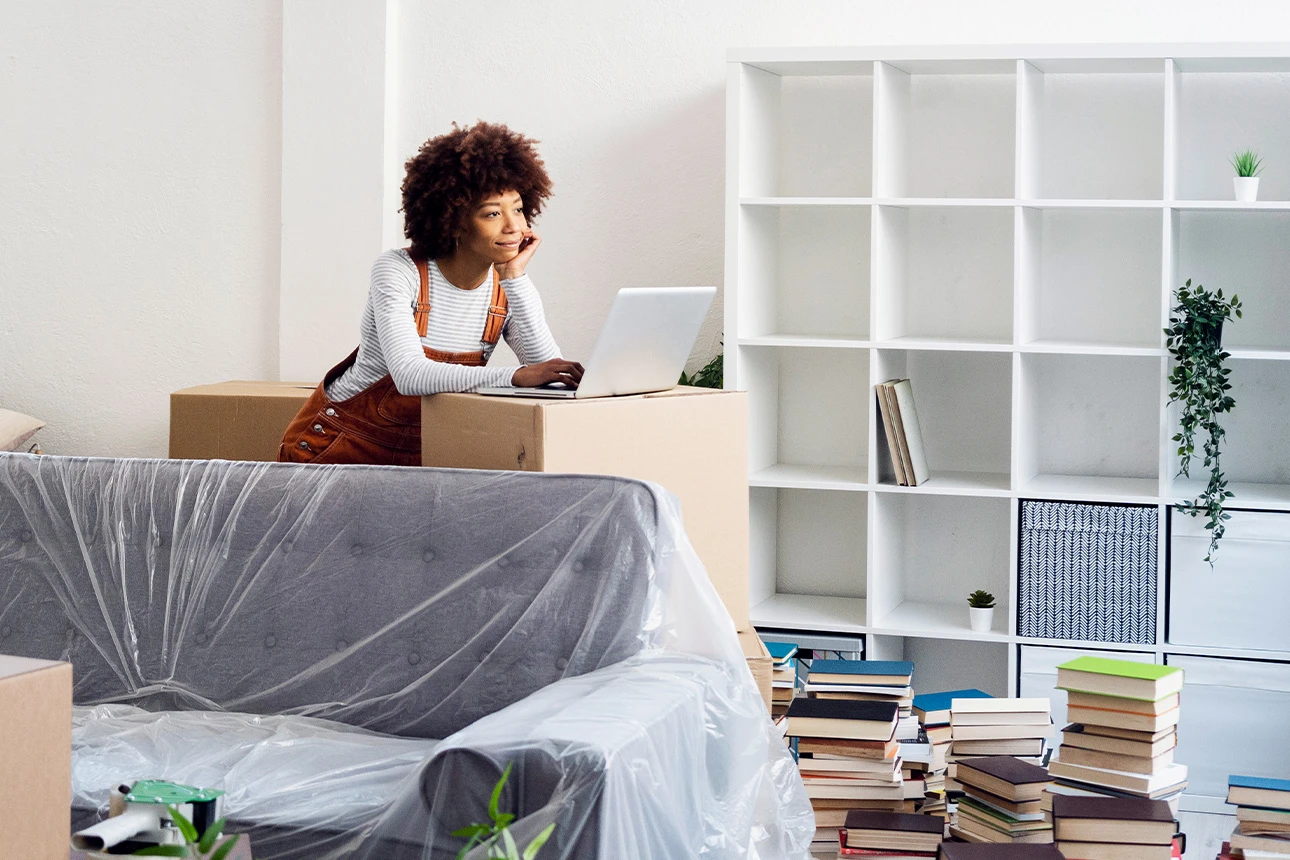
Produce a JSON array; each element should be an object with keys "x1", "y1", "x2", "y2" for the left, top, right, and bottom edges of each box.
[
  {"x1": 805, "y1": 683, "x2": 914, "y2": 697},
  {"x1": 892, "y1": 379, "x2": 930, "y2": 485},
  {"x1": 951, "y1": 697, "x2": 1051, "y2": 716}
]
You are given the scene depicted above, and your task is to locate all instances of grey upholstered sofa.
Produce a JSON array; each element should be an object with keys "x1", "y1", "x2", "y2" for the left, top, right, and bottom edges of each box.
[{"x1": 0, "y1": 453, "x2": 811, "y2": 859}]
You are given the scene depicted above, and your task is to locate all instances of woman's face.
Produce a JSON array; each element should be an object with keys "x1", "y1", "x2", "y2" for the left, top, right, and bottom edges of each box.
[{"x1": 458, "y1": 190, "x2": 528, "y2": 264}]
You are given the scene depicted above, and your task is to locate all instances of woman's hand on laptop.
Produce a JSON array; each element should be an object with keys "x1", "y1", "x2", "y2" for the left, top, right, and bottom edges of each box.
[{"x1": 512, "y1": 359, "x2": 585, "y2": 388}]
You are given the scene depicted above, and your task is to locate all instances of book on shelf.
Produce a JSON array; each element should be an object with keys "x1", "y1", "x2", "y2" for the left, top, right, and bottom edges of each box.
[
  {"x1": 1051, "y1": 794, "x2": 1175, "y2": 845},
  {"x1": 1048, "y1": 757, "x2": 1188, "y2": 798},
  {"x1": 955, "y1": 756, "x2": 1052, "y2": 803},
  {"x1": 913, "y1": 689, "x2": 992, "y2": 726},
  {"x1": 841, "y1": 810, "x2": 943, "y2": 854},
  {"x1": 938, "y1": 843, "x2": 1064, "y2": 859},
  {"x1": 786, "y1": 698, "x2": 900, "y2": 741},
  {"x1": 876, "y1": 381, "x2": 909, "y2": 487},
  {"x1": 811, "y1": 660, "x2": 915, "y2": 687},
  {"x1": 1055, "y1": 656, "x2": 1185, "y2": 702},
  {"x1": 1227, "y1": 775, "x2": 1290, "y2": 811},
  {"x1": 891, "y1": 379, "x2": 930, "y2": 485},
  {"x1": 1061, "y1": 724, "x2": 1177, "y2": 759}
]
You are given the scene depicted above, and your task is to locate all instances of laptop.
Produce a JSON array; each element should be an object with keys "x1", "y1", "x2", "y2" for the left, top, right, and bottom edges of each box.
[{"x1": 477, "y1": 286, "x2": 716, "y2": 399}]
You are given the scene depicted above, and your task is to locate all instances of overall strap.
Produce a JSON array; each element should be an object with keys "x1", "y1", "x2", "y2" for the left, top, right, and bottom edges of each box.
[
  {"x1": 413, "y1": 255, "x2": 432, "y2": 338},
  {"x1": 482, "y1": 269, "x2": 508, "y2": 346}
]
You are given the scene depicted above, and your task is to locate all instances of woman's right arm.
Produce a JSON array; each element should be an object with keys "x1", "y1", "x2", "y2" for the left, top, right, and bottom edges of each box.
[{"x1": 368, "y1": 253, "x2": 516, "y2": 394}]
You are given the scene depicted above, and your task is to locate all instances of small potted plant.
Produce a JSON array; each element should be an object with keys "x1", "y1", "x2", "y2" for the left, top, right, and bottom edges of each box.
[
  {"x1": 966, "y1": 589, "x2": 995, "y2": 633},
  {"x1": 454, "y1": 763, "x2": 555, "y2": 860},
  {"x1": 1166, "y1": 278, "x2": 1243, "y2": 565},
  {"x1": 1231, "y1": 148, "x2": 1263, "y2": 202}
]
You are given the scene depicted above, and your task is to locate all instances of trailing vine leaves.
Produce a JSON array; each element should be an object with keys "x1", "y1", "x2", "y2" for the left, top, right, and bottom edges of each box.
[{"x1": 1165, "y1": 279, "x2": 1242, "y2": 566}]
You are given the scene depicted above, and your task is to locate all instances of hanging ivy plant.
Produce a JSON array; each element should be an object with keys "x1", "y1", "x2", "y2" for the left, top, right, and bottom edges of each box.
[{"x1": 1165, "y1": 278, "x2": 1242, "y2": 566}]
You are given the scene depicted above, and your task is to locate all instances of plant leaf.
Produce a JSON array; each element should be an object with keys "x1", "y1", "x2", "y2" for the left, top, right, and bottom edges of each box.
[
  {"x1": 169, "y1": 806, "x2": 200, "y2": 845},
  {"x1": 489, "y1": 763, "x2": 512, "y2": 823},
  {"x1": 208, "y1": 835, "x2": 241, "y2": 860},
  {"x1": 131, "y1": 847, "x2": 189, "y2": 857},
  {"x1": 198, "y1": 817, "x2": 227, "y2": 855},
  {"x1": 501, "y1": 828, "x2": 521, "y2": 860},
  {"x1": 523, "y1": 823, "x2": 558, "y2": 860},
  {"x1": 453, "y1": 824, "x2": 491, "y2": 839}
]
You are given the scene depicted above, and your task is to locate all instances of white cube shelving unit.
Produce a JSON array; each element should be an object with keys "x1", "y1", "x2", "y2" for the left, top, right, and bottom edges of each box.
[{"x1": 728, "y1": 45, "x2": 1290, "y2": 811}]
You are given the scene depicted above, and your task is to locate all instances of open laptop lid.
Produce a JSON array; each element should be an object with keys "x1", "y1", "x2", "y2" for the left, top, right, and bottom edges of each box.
[{"x1": 572, "y1": 286, "x2": 716, "y2": 398}]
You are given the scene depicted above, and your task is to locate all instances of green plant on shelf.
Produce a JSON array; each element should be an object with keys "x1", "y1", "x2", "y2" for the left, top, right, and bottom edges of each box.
[
  {"x1": 679, "y1": 349, "x2": 723, "y2": 389},
  {"x1": 453, "y1": 762, "x2": 556, "y2": 860},
  {"x1": 131, "y1": 806, "x2": 238, "y2": 859},
  {"x1": 1165, "y1": 278, "x2": 1242, "y2": 566},
  {"x1": 966, "y1": 589, "x2": 995, "y2": 609},
  {"x1": 1230, "y1": 148, "x2": 1264, "y2": 177}
]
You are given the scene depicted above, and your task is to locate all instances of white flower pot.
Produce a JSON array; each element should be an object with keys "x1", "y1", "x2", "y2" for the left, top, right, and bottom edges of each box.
[
  {"x1": 969, "y1": 606, "x2": 995, "y2": 633},
  {"x1": 1234, "y1": 176, "x2": 1260, "y2": 202}
]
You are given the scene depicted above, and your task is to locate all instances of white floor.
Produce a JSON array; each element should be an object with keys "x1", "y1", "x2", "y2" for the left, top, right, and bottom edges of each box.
[{"x1": 1178, "y1": 811, "x2": 1235, "y2": 859}]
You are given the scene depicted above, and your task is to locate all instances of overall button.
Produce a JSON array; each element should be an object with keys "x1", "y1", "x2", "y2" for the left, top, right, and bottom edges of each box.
[
  {"x1": 336, "y1": 640, "x2": 348, "y2": 651},
  {"x1": 572, "y1": 561, "x2": 584, "y2": 572},
  {"x1": 298, "y1": 440, "x2": 310, "y2": 450},
  {"x1": 313, "y1": 424, "x2": 324, "y2": 434},
  {"x1": 264, "y1": 635, "x2": 277, "y2": 648},
  {"x1": 20, "y1": 530, "x2": 32, "y2": 542},
  {"x1": 407, "y1": 652, "x2": 421, "y2": 666},
  {"x1": 422, "y1": 550, "x2": 435, "y2": 562},
  {"x1": 555, "y1": 658, "x2": 568, "y2": 670},
  {"x1": 325, "y1": 408, "x2": 337, "y2": 417},
  {"x1": 195, "y1": 632, "x2": 207, "y2": 644},
  {"x1": 0, "y1": 626, "x2": 11, "y2": 638}
]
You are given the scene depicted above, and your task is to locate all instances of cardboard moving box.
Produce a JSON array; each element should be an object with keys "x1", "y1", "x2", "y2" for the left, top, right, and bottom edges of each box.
[
  {"x1": 423, "y1": 387, "x2": 750, "y2": 630},
  {"x1": 170, "y1": 381, "x2": 315, "y2": 461},
  {"x1": 0, "y1": 655, "x2": 73, "y2": 860}
]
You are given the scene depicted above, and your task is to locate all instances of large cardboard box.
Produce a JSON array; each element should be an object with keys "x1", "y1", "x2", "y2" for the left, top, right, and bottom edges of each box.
[
  {"x1": 0, "y1": 655, "x2": 73, "y2": 860},
  {"x1": 170, "y1": 381, "x2": 315, "y2": 461},
  {"x1": 740, "y1": 631, "x2": 772, "y2": 710},
  {"x1": 422, "y1": 388, "x2": 750, "y2": 630}
]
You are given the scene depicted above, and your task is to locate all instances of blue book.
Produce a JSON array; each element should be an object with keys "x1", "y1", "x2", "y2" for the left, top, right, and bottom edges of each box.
[
  {"x1": 911, "y1": 689, "x2": 992, "y2": 725},
  {"x1": 1228, "y1": 775, "x2": 1290, "y2": 809},
  {"x1": 809, "y1": 660, "x2": 913, "y2": 685},
  {"x1": 765, "y1": 641, "x2": 798, "y2": 664}
]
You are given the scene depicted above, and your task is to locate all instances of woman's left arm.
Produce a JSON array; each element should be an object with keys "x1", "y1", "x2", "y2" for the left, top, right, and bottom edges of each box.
[{"x1": 501, "y1": 273, "x2": 563, "y2": 365}]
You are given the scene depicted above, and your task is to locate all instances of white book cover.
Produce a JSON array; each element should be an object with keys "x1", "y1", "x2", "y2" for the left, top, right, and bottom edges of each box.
[
  {"x1": 952, "y1": 697, "x2": 1051, "y2": 715},
  {"x1": 892, "y1": 379, "x2": 930, "y2": 485}
]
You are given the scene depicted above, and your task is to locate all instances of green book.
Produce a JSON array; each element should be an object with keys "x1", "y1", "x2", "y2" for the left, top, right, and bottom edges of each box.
[{"x1": 1056, "y1": 656, "x2": 1184, "y2": 702}]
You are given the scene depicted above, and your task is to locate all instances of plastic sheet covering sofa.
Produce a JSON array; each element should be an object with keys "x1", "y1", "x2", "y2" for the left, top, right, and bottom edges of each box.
[{"x1": 0, "y1": 453, "x2": 812, "y2": 859}]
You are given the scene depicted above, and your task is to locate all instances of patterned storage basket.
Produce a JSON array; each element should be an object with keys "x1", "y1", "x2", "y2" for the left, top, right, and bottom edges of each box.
[{"x1": 1018, "y1": 501, "x2": 1157, "y2": 644}]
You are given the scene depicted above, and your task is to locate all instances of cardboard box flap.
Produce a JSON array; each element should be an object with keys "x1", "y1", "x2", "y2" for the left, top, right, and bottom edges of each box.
[{"x1": 0, "y1": 654, "x2": 68, "y2": 681}]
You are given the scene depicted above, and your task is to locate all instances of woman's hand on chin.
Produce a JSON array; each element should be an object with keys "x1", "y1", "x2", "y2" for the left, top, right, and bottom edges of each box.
[{"x1": 496, "y1": 229, "x2": 541, "y2": 280}]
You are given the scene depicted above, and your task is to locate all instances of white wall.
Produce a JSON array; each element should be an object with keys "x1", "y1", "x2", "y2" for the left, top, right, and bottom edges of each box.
[
  {"x1": 0, "y1": 1, "x2": 282, "y2": 457},
  {"x1": 6, "y1": 0, "x2": 1290, "y2": 455}
]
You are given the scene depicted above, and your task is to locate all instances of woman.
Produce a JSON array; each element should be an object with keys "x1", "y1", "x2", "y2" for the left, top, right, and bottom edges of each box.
[{"x1": 279, "y1": 121, "x2": 583, "y2": 466}]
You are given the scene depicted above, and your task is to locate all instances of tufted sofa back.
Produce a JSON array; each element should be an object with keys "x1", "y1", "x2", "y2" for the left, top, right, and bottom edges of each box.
[{"x1": 0, "y1": 455, "x2": 657, "y2": 739}]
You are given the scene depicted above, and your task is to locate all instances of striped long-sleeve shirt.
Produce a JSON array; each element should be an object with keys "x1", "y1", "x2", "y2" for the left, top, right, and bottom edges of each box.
[{"x1": 326, "y1": 249, "x2": 561, "y2": 401}]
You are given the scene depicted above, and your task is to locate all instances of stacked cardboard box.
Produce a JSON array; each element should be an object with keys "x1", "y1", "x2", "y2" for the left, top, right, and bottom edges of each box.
[
  {"x1": 951, "y1": 757, "x2": 1053, "y2": 845},
  {"x1": 786, "y1": 698, "x2": 905, "y2": 857},
  {"x1": 1052, "y1": 794, "x2": 1176, "y2": 859},
  {"x1": 1048, "y1": 657, "x2": 1188, "y2": 814},
  {"x1": 1224, "y1": 775, "x2": 1290, "y2": 857}
]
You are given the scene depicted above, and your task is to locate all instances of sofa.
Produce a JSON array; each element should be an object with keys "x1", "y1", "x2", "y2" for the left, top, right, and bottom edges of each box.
[{"x1": 0, "y1": 453, "x2": 812, "y2": 859}]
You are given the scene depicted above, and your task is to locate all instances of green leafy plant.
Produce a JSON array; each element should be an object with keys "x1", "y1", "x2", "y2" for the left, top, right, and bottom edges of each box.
[
  {"x1": 1230, "y1": 148, "x2": 1264, "y2": 177},
  {"x1": 966, "y1": 589, "x2": 995, "y2": 609},
  {"x1": 453, "y1": 763, "x2": 555, "y2": 860},
  {"x1": 679, "y1": 350, "x2": 723, "y2": 389},
  {"x1": 1166, "y1": 278, "x2": 1242, "y2": 565},
  {"x1": 131, "y1": 806, "x2": 239, "y2": 859}
]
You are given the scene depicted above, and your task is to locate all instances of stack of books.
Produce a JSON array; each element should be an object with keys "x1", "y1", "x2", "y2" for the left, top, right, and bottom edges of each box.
[
  {"x1": 875, "y1": 378, "x2": 929, "y2": 487},
  {"x1": 950, "y1": 698, "x2": 1051, "y2": 762},
  {"x1": 767, "y1": 641, "x2": 799, "y2": 718},
  {"x1": 951, "y1": 756, "x2": 1053, "y2": 845},
  {"x1": 938, "y1": 843, "x2": 1064, "y2": 859},
  {"x1": 1052, "y1": 794, "x2": 1176, "y2": 859},
  {"x1": 785, "y1": 698, "x2": 904, "y2": 857},
  {"x1": 1048, "y1": 657, "x2": 1188, "y2": 812},
  {"x1": 912, "y1": 689, "x2": 993, "y2": 825},
  {"x1": 838, "y1": 810, "x2": 943, "y2": 858},
  {"x1": 1223, "y1": 774, "x2": 1290, "y2": 857},
  {"x1": 807, "y1": 659, "x2": 916, "y2": 718}
]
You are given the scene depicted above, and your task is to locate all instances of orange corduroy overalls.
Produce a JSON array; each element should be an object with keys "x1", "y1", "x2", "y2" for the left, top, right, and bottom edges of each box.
[{"x1": 278, "y1": 257, "x2": 508, "y2": 467}]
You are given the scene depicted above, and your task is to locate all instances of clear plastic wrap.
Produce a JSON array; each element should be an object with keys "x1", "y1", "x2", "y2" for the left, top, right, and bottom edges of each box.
[{"x1": 0, "y1": 453, "x2": 812, "y2": 859}]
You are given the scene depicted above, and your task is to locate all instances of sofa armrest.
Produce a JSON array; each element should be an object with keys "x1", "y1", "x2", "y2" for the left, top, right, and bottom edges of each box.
[{"x1": 418, "y1": 651, "x2": 812, "y2": 860}]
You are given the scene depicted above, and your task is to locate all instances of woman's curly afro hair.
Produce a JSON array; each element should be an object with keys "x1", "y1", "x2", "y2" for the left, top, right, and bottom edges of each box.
[{"x1": 401, "y1": 121, "x2": 553, "y2": 261}]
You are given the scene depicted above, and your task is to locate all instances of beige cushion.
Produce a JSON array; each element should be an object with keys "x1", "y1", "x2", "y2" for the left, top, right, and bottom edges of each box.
[{"x1": 0, "y1": 409, "x2": 45, "y2": 451}]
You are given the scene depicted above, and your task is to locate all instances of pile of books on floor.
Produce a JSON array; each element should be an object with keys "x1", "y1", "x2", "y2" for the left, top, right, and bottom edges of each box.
[
  {"x1": 1053, "y1": 794, "x2": 1176, "y2": 859},
  {"x1": 951, "y1": 756, "x2": 1053, "y2": 844},
  {"x1": 768, "y1": 641, "x2": 799, "y2": 718},
  {"x1": 806, "y1": 659, "x2": 916, "y2": 719},
  {"x1": 912, "y1": 689, "x2": 993, "y2": 827},
  {"x1": 838, "y1": 810, "x2": 942, "y2": 858},
  {"x1": 1220, "y1": 774, "x2": 1290, "y2": 858},
  {"x1": 1048, "y1": 656, "x2": 1188, "y2": 815},
  {"x1": 785, "y1": 695, "x2": 904, "y2": 857},
  {"x1": 875, "y1": 377, "x2": 928, "y2": 487},
  {"x1": 950, "y1": 697, "x2": 1051, "y2": 764}
]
